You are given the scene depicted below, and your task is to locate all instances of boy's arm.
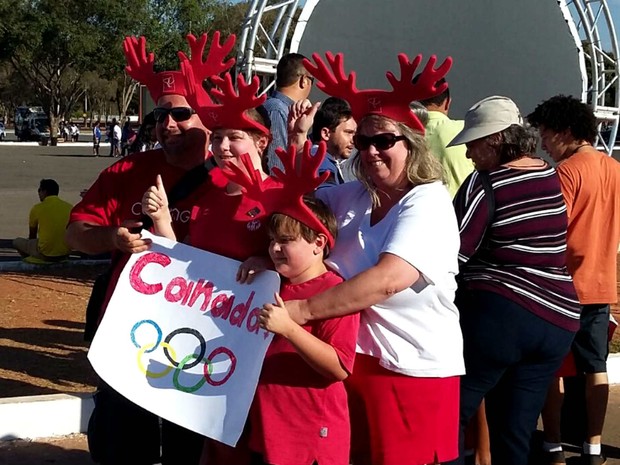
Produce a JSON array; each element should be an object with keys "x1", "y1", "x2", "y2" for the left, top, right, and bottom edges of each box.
[{"x1": 262, "y1": 293, "x2": 349, "y2": 381}]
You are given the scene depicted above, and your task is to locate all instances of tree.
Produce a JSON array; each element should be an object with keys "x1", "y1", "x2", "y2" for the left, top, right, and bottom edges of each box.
[
  {"x1": 0, "y1": 0, "x2": 256, "y2": 134},
  {"x1": 0, "y1": 0, "x2": 113, "y2": 141},
  {"x1": 0, "y1": 63, "x2": 37, "y2": 123}
]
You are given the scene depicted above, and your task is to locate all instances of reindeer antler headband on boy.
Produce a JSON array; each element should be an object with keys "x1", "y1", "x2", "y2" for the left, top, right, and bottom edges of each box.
[
  {"x1": 222, "y1": 141, "x2": 334, "y2": 248},
  {"x1": 180, "y1": 58, "x2": 269, "y2": 134},
  {"x1": 303, "y1": 52, "x2": 452, "y2": 133},
  {"x1": 123, "y1": 31, "x2": 236, "y2": 103}
]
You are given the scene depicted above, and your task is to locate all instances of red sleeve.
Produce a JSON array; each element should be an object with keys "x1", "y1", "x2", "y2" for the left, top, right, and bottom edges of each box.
[
  {"x1": 69, "y1": 166, "x2": 120, "y2": 226},
  {"x1": 314, "y1": 313, "x2": 360, "y2": 374}
]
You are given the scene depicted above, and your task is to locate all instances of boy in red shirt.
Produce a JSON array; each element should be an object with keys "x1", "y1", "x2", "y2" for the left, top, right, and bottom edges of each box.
[{"x1": 245, "y1": 195, "x2": 359, "y2": 465}]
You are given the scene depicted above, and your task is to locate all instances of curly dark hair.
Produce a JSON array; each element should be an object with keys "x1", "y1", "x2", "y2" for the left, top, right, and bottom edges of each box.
[{"x1": 527, "y1": 94, "x2": 597, "y2": 143}]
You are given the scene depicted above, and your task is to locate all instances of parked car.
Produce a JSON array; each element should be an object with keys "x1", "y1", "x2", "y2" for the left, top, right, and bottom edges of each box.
[{"x1": 0, "y1": 122, "x2": 5, "y2": 141}]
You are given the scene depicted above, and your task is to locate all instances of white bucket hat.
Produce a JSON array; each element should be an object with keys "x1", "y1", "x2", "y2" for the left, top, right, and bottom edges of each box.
[{"x1": 447, "y1": 96, "x2": 523, "y2": 147}]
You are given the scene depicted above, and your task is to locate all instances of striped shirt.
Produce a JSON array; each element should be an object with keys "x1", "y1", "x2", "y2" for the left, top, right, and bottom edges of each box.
[{"x1": 453, "y1": 165, "x2": 581, "y2": 331}]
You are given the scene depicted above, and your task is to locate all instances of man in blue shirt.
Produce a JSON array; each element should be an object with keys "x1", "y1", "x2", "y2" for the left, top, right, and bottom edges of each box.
[
  {"x1": 311, "y1": 97, "x2": 357, "y2": 186},
  {"x1": 262, "y1": 53, "x2": 313, "y2": 173}
]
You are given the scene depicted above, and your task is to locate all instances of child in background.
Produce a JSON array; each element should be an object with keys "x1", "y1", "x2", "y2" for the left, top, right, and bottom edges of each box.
[{"x1": 245, "y1": 195, "x2": 359, "y2": 465}]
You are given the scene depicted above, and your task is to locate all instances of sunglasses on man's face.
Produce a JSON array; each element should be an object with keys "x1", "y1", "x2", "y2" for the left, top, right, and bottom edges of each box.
[
  {"x1": 153, "y1": 107, "x2": 196, "y2": 124},
  {"x1": 353, "y1": 133, "x2": 406, "y2": 151}
]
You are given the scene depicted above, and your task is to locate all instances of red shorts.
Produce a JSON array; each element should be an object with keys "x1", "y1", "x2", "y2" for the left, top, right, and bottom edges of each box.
[{"x1": 346, "y1": 354, "x2": 460, "y2": 465}]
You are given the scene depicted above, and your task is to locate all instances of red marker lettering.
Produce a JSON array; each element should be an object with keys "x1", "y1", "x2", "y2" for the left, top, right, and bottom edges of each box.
[
  {"x1": 229, "y1": 291, "x2": 255, "y2": 328},
  {"x1": 188, "y1": 279, "x2": 214, "y2": 312},
  {"x1": 246, "y1": 307, "x2": 261, "y2": 334},
  {"x1": 211, "y1": 294, "x2": 234, "y2": 319},
  {"x1": 129, "y1": 252, "x2": 171, "y2": 295},
  {"x1": 165, "y1": 277, "x2": 188, "y2": 303}
]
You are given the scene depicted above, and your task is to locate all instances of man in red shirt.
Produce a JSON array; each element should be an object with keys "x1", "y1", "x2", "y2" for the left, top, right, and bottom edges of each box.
[
  {"x1": 528, "y1": 95, "x2": 620, "y2": 465},
  {"x1": 65, "y1": 33, "x2": 234, "y2": 465}
]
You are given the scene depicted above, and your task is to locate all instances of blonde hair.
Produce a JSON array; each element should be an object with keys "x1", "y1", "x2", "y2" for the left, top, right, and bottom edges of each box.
[{"x1": 352, "y1": 114, "x2": 445, "y2": 207}]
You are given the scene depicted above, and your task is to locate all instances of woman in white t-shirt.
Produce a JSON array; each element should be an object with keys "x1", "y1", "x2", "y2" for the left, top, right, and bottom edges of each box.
[{"x1": 286, "y1": 53, "x2": 464, "y2": 465}]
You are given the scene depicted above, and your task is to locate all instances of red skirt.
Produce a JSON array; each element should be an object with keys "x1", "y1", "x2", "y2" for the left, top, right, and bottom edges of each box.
[{"x1": 346, "y1": 354, "x2": 460, "y2": 465}]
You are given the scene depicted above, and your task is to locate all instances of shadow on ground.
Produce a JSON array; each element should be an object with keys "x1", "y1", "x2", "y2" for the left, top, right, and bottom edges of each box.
[{"x1": 0, "y1": 436, "x2": 95, "y2": 465}]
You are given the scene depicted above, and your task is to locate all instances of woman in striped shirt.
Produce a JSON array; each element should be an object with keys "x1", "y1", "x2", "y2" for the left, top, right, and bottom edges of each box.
[{"x1": 447, "y1": 96, "x2": 580, "y2": 465}]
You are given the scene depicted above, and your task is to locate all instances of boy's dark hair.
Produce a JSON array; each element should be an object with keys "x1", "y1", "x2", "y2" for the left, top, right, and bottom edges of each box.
[
  {"x1": 39, "y1": 179, "x2": 59, "y2": 196},
  {"x1": 527, "y1": 94, "x2": 598, "y2": 143},
  {"x1": 275, "y1": 53, "x2": 308, "y2": 88},
  {"x1": 311, "y1": 97, "x2": 353, "y2": 142},
  {"x1": 412, "y1": 76, "x2": 449, "y2": 107},
  {"x1": 269, "y1": 196, "x2": 338, "y2": 258}
]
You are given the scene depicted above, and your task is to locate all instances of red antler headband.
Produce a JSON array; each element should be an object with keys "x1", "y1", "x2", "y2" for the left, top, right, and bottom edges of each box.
[
  {"x1": 180, "y1": 58, "x2": 269, "y2": 134},
  {"x1": 222, "y1": 141, "x2": 334, "y2": 248},
  {"x1": 303, "y1": 52, "x2": 452, "y2": 133},
  {"x1": 123, "y1": 31, "x2": 236, "y2": 103}
]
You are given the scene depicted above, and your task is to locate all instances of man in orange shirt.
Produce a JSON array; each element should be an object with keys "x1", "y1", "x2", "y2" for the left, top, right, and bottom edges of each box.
[{"x1": 529, "y1": 95, "x2": 620, "y2": 465}]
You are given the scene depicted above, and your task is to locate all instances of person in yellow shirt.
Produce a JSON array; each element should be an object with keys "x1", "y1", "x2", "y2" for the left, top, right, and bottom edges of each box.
[
  {"x1": 414, "y1": 76, "x2": 474, "y2": 197},
  {"x1": 13, "y1": 179, "x2": 72, "y2": 262}
]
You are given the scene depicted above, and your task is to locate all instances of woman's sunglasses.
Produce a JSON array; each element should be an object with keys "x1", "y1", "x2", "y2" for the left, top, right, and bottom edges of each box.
[
  {"x1": 153, "y1": 107, "x2": 196, "y2": 124},
  {"x1": 353, "y1": 133, "x2": 406, "y2": 151}
]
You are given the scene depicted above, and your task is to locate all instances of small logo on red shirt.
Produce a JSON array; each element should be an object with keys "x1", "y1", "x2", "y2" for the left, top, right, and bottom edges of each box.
[{"x1": 246, "y1": 220, "x2": 261, "y2": 231}]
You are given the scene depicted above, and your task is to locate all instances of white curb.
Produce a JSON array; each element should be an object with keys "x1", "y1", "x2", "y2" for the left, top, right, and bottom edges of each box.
[
  {"x1": 0, "y1": 393, "x2": 94, "y2": 441},
  {"x1": 0, "y1": 259, "x2": 109, "y2": 272},
  {"x1": 0, "y1": 141, "x2": 110, "y2": 148}
]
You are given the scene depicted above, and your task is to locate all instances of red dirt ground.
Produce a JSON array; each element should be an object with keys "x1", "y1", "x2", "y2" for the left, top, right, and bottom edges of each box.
[{"x1": 0, "y1": 258, "x2": 619, "y2": 398}]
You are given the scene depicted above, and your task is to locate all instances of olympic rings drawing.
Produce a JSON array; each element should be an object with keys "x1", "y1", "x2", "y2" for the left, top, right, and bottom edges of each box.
[
  {"x1": 164, "y1": 328, "x2": 205, "y2": 369},
  {"x1": 130, "y1": 319, "x2": 237, "y2": 390}
]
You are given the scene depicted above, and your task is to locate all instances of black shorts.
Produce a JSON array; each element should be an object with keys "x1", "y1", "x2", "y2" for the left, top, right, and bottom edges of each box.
[{"x1": 571, "y1": 304, "x2": 610, "y2": 374}]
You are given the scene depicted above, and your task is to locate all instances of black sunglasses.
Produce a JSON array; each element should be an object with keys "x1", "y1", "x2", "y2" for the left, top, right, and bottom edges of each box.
[
  {"x1": 354, "y1": 133, "x2": 406, "y2": 151},
  {"x1": 153, "y1": 107, "x2": 196, "y2": 124}
]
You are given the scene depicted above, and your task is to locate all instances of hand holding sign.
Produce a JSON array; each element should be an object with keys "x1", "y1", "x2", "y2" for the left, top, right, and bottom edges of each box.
[
  {"x1": 114, "y1": 219, "x2": 152, "y2": 254},
  {"x1": 260, "y1": 293, "x2": 296, "y2": 337},
  {"x1": 236, "y1": 255, "x2": 272, "y2": 284}
]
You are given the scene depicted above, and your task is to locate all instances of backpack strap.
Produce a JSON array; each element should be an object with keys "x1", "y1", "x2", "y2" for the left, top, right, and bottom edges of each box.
[{"x1": 478, "y1": 170, "x2": 495, "y2": 226}]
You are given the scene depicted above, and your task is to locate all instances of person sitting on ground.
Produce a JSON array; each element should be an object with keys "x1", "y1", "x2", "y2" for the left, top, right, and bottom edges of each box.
[{"x1": 13, "y1": 179, "x2": 72, "y2": 263}]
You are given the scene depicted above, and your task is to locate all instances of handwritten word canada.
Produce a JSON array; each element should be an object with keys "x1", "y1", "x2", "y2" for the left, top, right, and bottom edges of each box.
[{"x1": 129, "y1": 252, "x2": 262, "y2": 335}]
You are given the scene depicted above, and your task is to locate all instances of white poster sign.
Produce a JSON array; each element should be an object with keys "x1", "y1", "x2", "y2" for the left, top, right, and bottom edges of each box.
[{"x1": 88, "y1": 231, "x2": 279, "y2": 446}]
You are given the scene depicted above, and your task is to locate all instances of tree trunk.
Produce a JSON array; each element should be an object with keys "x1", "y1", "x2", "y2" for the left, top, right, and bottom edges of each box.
[{"x1": 49, "y1": 112, "x2": 59, "y2": 146}]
